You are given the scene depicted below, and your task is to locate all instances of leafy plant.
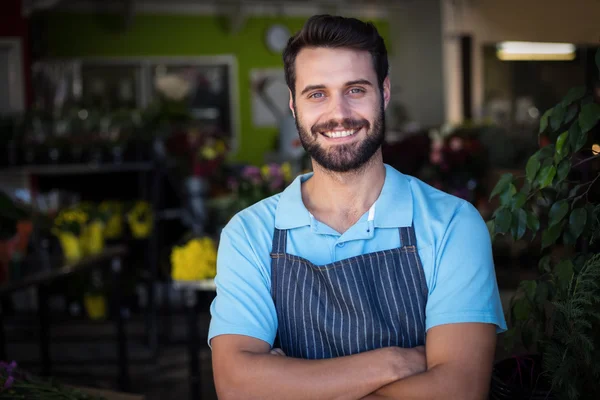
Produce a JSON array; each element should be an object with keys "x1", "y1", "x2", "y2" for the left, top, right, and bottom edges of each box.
[{"x1": 487, "y1": 48, "x2": 600, "y2": 399}]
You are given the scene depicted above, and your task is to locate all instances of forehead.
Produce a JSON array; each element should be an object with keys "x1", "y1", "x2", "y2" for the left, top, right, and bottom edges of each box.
[{"x1": 294, "y1": 47, "x2": 376, "y2": 89}]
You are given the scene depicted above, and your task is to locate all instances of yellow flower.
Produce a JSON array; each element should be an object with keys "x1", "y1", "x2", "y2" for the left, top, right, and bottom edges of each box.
[
  {"x1": 281, "y1": 162, "x2": 292, "y2": 182},
  {"x1": 215, "y1": 140, "x2": 227, "y2": 154},
  {"x1": 261, "y1": 165, "x2": 270, "y2": 180},
  {"x1": 170, "y1": 236, "x2": 217, "y2": 281},
  {"x1": 201, "y1": 145, "x2": 218, "y2": 160}
]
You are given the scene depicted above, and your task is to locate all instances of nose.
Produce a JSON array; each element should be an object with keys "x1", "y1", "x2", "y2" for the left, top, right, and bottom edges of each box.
[{"x1": 325, "y1": 93, "x2": 352, "y2": 121}]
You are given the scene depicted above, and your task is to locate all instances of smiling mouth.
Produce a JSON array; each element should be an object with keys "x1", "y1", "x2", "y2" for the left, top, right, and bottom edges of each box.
[{"x1": 320, "y1": 129, "x2": 360, "y2": 138}]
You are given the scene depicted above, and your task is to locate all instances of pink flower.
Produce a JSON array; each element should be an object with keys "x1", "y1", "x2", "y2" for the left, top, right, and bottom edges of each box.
[
  {"x1": 242, "y1": 166, "x2": 261, "y2": 179},
  {"x1": 3, "y1": 376, "x2": 14, "y2": 390},
  {"x1": 430, "y1": 150, "x2": 443, "y2": 165},
  {"x1": 449, "y1": 137, "x2": 463, "y2": 151},
  {"x1": 227, "y1": 177, "x2": 239, "y2": 191},
  {"x1": 431, "y1": 139, "x2": 444, "y2": 151}
]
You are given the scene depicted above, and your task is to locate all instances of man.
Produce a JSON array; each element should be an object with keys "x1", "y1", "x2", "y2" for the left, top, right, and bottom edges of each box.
[{"x1": 209, "y1": 14, "x2": 507, "y2": 400}]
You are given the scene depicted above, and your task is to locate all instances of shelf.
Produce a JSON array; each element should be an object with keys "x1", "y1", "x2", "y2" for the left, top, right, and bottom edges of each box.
[
  {"x1": 0, "y1": 245, "x2": 128, "y2": 296},
  {"x1": 0, "y1": 162, "x2": 153, "y2": 176},
  {"x1": 171, "y1": 279, "x2": 216, "y2": 292}
]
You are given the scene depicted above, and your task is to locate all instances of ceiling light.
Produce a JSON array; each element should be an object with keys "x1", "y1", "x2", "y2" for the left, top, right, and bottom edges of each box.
[{"x1": 496, "y1": 41, "x2": 576, "y2": 61}]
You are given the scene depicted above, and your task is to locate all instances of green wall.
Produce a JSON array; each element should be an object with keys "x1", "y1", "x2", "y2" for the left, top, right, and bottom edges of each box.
[{"x1": 45, "y1": 12, "x2": 390, "y2": 165}]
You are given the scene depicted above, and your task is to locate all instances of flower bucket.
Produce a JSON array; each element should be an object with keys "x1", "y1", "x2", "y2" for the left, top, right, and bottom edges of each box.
[
  {"x1": 83, "y1": 293, "x2": 107, "y2": 320},
  {"x1": 58, "y1": 233, "x2": 83, "y2": 263},
  {"x1": 490, "y1": 355, "x2": 554, "y2": 400},
  {"x1": 82, "y1": 221, "x2": 105, "y2": 256}
]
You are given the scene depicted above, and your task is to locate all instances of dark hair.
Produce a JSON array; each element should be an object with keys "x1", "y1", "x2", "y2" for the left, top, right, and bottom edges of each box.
[{"x1": 283, "y1": 14, "x2": 389, "y2": 98}]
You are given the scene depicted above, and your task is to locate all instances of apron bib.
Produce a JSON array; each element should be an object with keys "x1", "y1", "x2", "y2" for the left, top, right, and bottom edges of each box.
[{"x1": 270, "y1": 225, "x2": 428, "y2": 359}]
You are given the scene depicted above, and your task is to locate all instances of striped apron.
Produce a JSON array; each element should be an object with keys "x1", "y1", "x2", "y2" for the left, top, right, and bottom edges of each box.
[{"x1": 270, "y1": 224, "x2": 428, "y2": 359}]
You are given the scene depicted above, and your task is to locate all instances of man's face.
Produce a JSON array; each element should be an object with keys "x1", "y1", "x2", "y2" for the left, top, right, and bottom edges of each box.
[{"x1": 290, "y1": 47, "x2": 390, "y2": 173}]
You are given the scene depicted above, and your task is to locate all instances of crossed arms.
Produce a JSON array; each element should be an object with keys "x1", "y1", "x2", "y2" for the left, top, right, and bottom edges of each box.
[{"x1": 212, "y1": 322, "x2": 496, "y2": 400}]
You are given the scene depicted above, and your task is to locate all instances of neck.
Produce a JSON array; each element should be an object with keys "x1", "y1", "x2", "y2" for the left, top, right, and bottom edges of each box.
[{"x1": 302, "y1": 151, "x2": 386, "y2": 228}]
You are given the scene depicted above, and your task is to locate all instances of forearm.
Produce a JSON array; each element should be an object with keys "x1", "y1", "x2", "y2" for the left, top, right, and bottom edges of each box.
[
  {"x1": 216, "y1": 348, "x2": 397, "y2": 400},
  {"x1": 361, "y1": 363, "x2": 489, "y2": 400}
]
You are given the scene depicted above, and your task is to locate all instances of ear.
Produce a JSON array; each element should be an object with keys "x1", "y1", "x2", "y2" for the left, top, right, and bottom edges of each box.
[
  {"x1": 382, "y1": 76, "x2": 391, "y2": 110},
  {"x1": 288, "y1": 88, "x2": 295, "y2": 118}
]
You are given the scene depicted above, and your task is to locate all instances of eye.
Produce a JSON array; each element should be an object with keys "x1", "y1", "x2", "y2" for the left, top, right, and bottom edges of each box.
[
  {"x1": 309, "y1": 92, "x2": 325, "y2": 99},
  {"x1": 348, "y1": 87, "x2": 365, "y2": 94}
]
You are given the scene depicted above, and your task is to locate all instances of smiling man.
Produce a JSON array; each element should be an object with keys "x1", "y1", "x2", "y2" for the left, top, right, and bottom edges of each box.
[{"x1": 209, "y1": 14, "x2": 507, "y2": 400}]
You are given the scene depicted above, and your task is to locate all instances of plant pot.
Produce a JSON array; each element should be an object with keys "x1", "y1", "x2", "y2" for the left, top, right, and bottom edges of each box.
[{"x1": 490, "y1": 355, "x2": 554, "y2": 400}]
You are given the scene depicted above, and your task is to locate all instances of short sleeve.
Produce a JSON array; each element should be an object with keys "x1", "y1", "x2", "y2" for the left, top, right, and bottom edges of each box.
[
  {"x1": 425, "y1": 202, "x2": 507, "y2": 333},
  {"x1": 208, "y1": 216, "x2": 278, "y2": 347}
]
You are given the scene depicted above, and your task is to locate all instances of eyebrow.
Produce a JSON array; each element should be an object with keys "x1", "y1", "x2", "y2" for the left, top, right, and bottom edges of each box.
[{"x1": 299, "y1": 79, "x2": 374, "y2": 96}]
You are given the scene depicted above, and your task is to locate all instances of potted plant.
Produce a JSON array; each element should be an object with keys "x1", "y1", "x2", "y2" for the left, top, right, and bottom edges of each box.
[{"x1": 487, "y1": 48, "x2": 600, "y2": 399}]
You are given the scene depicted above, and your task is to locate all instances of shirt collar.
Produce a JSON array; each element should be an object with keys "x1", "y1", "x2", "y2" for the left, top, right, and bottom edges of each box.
[
  {"x1": 274, "y1": 164, "x2": 413, "y2": 230},
  {"x1": 374, "y1": 164, "x2": 413, "y2": 228},
  {"x1": 275, "y1": 171, "x2": 313, "y2": 229}
]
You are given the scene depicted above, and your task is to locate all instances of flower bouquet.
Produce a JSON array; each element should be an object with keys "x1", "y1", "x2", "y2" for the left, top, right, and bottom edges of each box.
[
  {"x1": 170, "y1": 235, "x2": 217, "y2": 282},
  {"x1": 0, "y1": 360, "x2": 104, "y2": 399},
  {"x1": 227, "y1": 162, "x2": 293, "y2": 215},
  {"x1": 126, "y1": 201, "x2": 153, "y2": 239},
  {"x1": 99, "y1": 201, "x2": 124, "y2": 240},
  {"x1": 422, "y1": 123, "x2": 490, "y2": 205},
  {"x1": 51, "y1": 206, "x2": 89, "y2": 262}
]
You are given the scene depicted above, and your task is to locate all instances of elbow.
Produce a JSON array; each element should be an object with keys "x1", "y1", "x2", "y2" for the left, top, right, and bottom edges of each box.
[{"x1": 214, "y1": 370, "x2": 249, "y2": 400}]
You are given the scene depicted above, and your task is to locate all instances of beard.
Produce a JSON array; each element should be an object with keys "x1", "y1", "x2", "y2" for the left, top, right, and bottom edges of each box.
[{"x1": 294, "y1": 101, "x2": 385, "y2": 173}]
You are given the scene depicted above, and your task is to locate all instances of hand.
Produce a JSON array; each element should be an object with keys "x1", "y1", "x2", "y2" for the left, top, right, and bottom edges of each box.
[
  {"x1": 270, "y1": 348, "x2": 286, "y2": 357},
  {"x1": 388, "y1": 346, "x2": 427, "y2": 380}
]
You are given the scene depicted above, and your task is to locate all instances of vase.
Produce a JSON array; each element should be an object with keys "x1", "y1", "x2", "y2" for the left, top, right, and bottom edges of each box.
[
  {"x1": 84, "y1": 293, "x2": 107, "y2": 320},
  {"x1": 183, "y1": 176, "x2": 209, "y2": 236},
  {"x1": 58, "y1": 233, "x2": 83, "y2": 262},
  {"x1": 490, "y1": 355, "x2": 554, "y2": 400},
  {"x1": 82, "y1": 222, "x2": 105, "y2": 255}
]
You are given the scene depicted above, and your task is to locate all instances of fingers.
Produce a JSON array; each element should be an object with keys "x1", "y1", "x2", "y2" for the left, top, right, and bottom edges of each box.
[{"x1": 270, "y1": 348, "x2": 286, "y2": 356}]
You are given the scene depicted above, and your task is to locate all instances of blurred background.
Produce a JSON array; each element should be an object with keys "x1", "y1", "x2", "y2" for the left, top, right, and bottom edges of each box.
[{"x1": 1, "y1": 0, "x2": 599, "y2": 399}]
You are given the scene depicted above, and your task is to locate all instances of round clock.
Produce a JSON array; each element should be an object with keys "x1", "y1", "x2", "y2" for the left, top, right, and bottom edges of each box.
[{"x1": 265, "y1": 24, "x2": 291, "y2": 53}]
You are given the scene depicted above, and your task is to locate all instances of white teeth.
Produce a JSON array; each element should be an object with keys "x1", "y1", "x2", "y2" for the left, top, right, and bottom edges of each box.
[{"x1": 323, "y1": 130, "x2": 356, "y2": 138}]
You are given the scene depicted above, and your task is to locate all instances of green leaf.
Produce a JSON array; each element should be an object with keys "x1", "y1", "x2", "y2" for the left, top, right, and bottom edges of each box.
[
  {"x1": 537, "y1": 165, "x2": 556, "y2": 189},
  {"x1": 549, "y1": 200, "x2": 569, "y2": 226},
  {"x1": 511, "y1": 208, "x2": 528, "y2": 240},
  {"x1": 526, "y1": 156, "x2": 541, "y2": 184},
  {"x1": 564, "y1": 104, "x2": 578, "y2": 125},
  {"x1": 499, "y1": 183, "x2": 517, "y2": 207},
  {"x1": 526, "y1": 211, "x2": 540, "y2": 235},
  {"x1": 495, "y1": 207, "x2": 512, "y2": 234},
  {"x1": 550, "y1": 104, "x2": 566, "y2": 132},
  {"x1": 556, "y1": 159, "x2": 571, "y2": 183},
  {"x1": 578, "y1": 103, "x2": 600, "y2": 134},
  {"x1": 538, "y1": 255, "x2": 552, "y2": 273},
  {"x1": 554, "y1": 131, "x2": 569, "y2": 162},
  {"x1": 486, "y1": 219, "x2": 495, "y2": 238},
  {"x1": 535, "y1": 281, "x2": 550, "y2": 306},
  {"x1": 513, "y1": 297, "x2": 532, "y2": 321},
  {"x1": 569, "y1": 207, "x2": 587, "y2": 240},
  {"x1": 512, "y1": 192, "x2": 527, "y2": 209},
  {"x1": 561, "y1": 86, "x2": 586, "y2": 107},
  {"x1": 554, "y1": 260, "x2": 574, "y2": 291},
  {"x1": 542, "y1": 223, "x2": 563, "y2": 249},
  {"x1": 539, "y1": 108, "x2": 553, "y2": 134},
  {"x1": 569, "y1": 184, "x2": 585, "y2": 198},
  {"x1": 563, "y1": 228, "x2": 577, "y2": 245},
  {"x1": 568, "y1": 122, "x2": 584, "y2": 152},
  {"x1": 489, "y1": 173, "x2": 513, "y2": 200},
  {"x1": 502, "y1": 327, "x2": 518, "y2": 353},
  {"x1": 538, "y1": 144, "x2": 555, "y2": 159},
  {"x1": 520, "y1": 280, "x2": 537, "y2": 302}
]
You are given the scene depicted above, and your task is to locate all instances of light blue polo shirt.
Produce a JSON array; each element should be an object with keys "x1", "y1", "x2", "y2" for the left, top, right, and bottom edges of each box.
[{"x1": 208, "y1": 164, "x2": 507, "y2": 347}]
